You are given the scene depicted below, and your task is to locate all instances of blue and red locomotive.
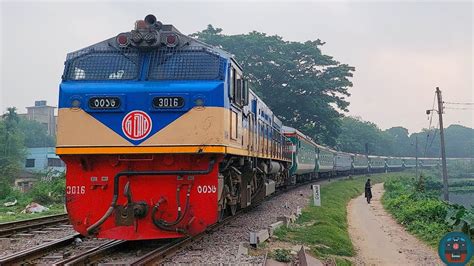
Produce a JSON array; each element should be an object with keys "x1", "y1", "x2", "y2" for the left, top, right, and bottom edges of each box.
[
  {"x1": 57, "y1": 15, "x2": 456, "y2": 240},
  {"x1": 57, "y1": 15, "x2": 291, "y2": 240}
]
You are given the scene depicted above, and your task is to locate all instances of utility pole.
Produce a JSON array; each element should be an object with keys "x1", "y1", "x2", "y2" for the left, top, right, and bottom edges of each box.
[
  {"x1": 365, "y1": 143, "x2": 370, "y2": 175},
  {"x1": 436, "y1": 87, "x2": 449, "y2": 201}
]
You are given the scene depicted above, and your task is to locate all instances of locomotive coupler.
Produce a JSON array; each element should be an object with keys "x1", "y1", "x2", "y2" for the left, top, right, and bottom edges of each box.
[{"x1": 115, "y1": 182, "x2": 149, "y2": 226}]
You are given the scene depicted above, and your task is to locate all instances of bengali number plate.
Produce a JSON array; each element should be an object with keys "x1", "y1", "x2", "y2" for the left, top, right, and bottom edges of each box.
[
  {"x1": 88, "y1": 97, "x2": 121, "y2": 109},
  {"x1": 153, "y1": 96, "x2": 185, "y2": 109}
]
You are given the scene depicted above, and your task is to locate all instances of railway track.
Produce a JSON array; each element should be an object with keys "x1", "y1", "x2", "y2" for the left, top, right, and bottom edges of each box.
[
  {"x1": 0, "y1": 175, "x2": 348, "y2": 265},
  {"x1": 128, "y1": 215, "x2": 236, "y2": 265},
  {"x1": 53, "y1": 239, "x2": 127, "y2": 265},
  {"x1": 0, "y1": 233, "x2": 81, "y2": 265},
  {"x1": 0, "y1": 213, "x2": 69, "y2": 237},
  {"x1": 128, "y1": 176, "x2": 332, "y2": 265}
]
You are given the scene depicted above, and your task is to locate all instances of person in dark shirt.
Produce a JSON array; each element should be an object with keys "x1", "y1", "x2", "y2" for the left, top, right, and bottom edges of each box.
[{"x1": 365, "y1": 179, "x2": 372, "y2": 204}]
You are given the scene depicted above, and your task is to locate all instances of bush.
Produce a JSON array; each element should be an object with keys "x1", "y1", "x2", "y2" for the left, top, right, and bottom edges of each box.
[
  {"x1": 0, "y1": 180, "x2": 13, "y2": 200},
  {"x1": 383, "y1": 176, "x2": 474, "y2": 246},
  {"x1": 272, "y1": 249, "x2": 292, "y2": 262},
  {"x1": 27, "y1": 175, "x2": 65, "y2": 204}
]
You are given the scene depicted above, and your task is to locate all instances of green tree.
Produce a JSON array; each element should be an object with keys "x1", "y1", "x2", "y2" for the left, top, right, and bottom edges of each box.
[
  {"x1": 18, "y1": 119, "x2": 56, "y2": 148},
  {"x1": 411, "y1": 125, "x2": 473, "y2": 158},
  {"x1": 0, "y1": 107, "x2": 25, "y2": 196},
  {"x1": 336, "y1": 116, "x2": 393, "y2": 155},
  {"x1": 385, "y1": 127, "x2": 412, "y2": 156},
  {"x1": 192, "y1": 26, "x2": 355, "y2": 146}
]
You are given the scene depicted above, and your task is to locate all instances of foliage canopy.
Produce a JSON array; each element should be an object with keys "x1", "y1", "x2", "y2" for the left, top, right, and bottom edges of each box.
[{"x1": 192, "y1": 25, "x2": 355, "y2": 146}]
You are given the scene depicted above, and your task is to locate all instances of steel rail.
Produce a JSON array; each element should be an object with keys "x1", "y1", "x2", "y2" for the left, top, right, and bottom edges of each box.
[
  {"x1": 53, "y1": 239, "x2": 127, "y2": 265},
  {"x1": 129, "y1": 216, "x2": 235, "y2": 266},
  {"x1": 0, "y1": 214, "x2": 69, "y2": 237},
  {"x1": 0, "y1": 233, "x2": 81, "y2": 265}
]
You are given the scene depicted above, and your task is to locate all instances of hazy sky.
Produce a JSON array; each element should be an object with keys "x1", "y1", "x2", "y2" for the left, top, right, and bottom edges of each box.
[{"x1": 0, "y1": 0, "x2": 472, "y2": 133}]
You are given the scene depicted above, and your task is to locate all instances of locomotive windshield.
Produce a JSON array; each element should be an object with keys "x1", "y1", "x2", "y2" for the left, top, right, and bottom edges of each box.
[
  {"x1": 148, "y1": 49, "x2": 225, "y2": 80},
  {"x1": 63, "y1": 46, "x2": 225, "y2": 81},
  {"x1": 64, "y1": 50, "x2": 141, "y2": 81}
]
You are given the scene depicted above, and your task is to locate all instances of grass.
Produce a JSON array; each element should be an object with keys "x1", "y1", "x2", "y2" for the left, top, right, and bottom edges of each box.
[
  {"x1": 0, "y1": 200, "x2": 65, "y2": 223},
  {"x1": 273, "y1": 172, "x2": 406, "y2": 261}
]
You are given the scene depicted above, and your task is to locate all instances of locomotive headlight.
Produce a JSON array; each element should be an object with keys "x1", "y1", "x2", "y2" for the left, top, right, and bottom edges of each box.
[
  {"x1": 131, "y1": 31, "x2": 143, "y2": 43},
  {"x1": 144, "y1": 33, "x2": 157, "y2": 44}
]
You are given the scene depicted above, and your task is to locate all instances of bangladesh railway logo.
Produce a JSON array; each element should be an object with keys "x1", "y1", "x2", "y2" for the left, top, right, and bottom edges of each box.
[{"x1": 122, "y1": 110, "x2": 152, "y2": 140}]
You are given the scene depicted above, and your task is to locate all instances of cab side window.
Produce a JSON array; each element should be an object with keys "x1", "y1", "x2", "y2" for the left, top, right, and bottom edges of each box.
[
  {"x1": 229, "y1": 66, "x2": 249, "y2": 107},
  {"x1": 229, "y1": 68, "x2": 235, "y2": 100}
]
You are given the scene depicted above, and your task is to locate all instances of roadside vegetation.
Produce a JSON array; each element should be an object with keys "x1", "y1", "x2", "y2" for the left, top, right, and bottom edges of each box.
[
  {"x1": 0, "y1": 108, "x2": 65, "y2": 223},
  {"x1": 273, "y1": 172, "x2": 400, "y2": 264},
  {"x1": 0, "y1": 172, "x2": 66, "y2": 223},
  {"x1": 383, "y1": 171, "x2": 474, "y2": 266},
  {"x1": 382, "y1": 172, "x2": 474, "y2": 246}
]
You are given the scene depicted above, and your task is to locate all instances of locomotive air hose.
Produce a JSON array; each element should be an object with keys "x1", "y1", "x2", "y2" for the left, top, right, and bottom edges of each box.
[{"x1": 151, "y1": 184, "x2": 192, "y2": 231}]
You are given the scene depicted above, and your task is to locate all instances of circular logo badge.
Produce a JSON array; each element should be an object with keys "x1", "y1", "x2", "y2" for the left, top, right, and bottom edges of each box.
[
  {"x1": 122, "y1": 110, "x2": 152, "y2": 140},
  {"x1": 438, "y1": 231, "x2": 473, "y2": 265}
]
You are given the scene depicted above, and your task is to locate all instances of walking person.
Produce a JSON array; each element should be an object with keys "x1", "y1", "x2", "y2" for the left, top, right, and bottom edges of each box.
[{"x1": 365, "y1": 179, "x2": 372, "y2": 204}]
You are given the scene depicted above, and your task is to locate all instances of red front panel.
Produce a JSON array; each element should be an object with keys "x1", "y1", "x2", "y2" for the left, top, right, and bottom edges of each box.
[{"x1": 61, "y1": 153, "x2": 222, "y2": 240}]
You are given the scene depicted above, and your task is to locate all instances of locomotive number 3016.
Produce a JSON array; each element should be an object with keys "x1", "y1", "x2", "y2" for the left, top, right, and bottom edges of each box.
[
  {"x1": 66, "y1": 185, "x2": 86, "y2": 195},
  {"x1": 153, "y1": 96, "x2": 184, "y2": 109}
]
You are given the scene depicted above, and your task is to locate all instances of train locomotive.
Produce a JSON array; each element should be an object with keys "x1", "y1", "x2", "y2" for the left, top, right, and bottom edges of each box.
[
  {"x1": 57, "y1": 15, "x2": 460, "y2": 241},
  {"x1": 57, "y1": 15, "x2": 291, "y2": 240}
]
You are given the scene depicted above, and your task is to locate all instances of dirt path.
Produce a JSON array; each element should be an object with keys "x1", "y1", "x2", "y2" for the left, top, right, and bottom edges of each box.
[{"x1": 347, "y1": 183, "x2": 442, "y2": 265}]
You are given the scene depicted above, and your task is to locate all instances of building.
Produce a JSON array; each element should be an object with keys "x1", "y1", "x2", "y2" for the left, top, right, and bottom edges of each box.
[
  {"x1": 15, "y1": 147, "x2": 66, "y2": 191},
  {"x1": 15, "y1": 170, "x2": 36, "y2": 192},
  {"x1": 18, "y1": 100, "x2": 57, "y2": 136},
  {"x1": 23, "y1": 147, "x2": 65, "y2": 173}
]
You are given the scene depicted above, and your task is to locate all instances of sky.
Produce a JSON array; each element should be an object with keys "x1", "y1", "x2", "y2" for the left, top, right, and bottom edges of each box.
[{"x1": 0, "y1": 0, "x2": 472, "y2": 133}]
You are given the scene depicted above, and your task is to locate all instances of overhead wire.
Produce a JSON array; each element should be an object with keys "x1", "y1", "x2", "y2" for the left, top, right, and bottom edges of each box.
[
  {"x1": 444, "y1": 107, "x2": 474, "y2": 110},
  {"x1": 443, "y1": 101, "x2": 474, "y2": 105}
]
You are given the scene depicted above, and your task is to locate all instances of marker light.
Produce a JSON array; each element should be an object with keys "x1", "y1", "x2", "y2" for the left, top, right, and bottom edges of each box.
[
  {"x1": 165, "y1": 34, "x2": 179, "y2": 47},
  {"x1": 194, "y1": 98, "x2": 204, "y2": 106},
  {"x1": 71, "y1": 99, "x2": 81, "y2": 108},
  {"x1": 116, "y1": 33, "x2": 130, "y2": 47}
]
